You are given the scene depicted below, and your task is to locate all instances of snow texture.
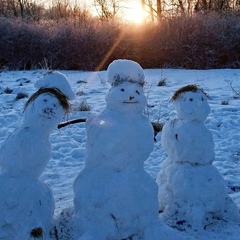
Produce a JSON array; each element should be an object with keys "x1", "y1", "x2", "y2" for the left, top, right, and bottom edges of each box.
[{"x1": 0, "y1": 67, "x2": 240, "y2": 240}]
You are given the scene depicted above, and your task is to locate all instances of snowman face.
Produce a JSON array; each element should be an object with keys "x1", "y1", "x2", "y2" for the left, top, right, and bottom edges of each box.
[
  {"x1": 105, "y1": 82, "x2": 147, "y2": 114},
  {"x1": 174, "y1": 90, "x2": 210, "y2": 122},
  {"x1": 23, "y1": 93, "x2": 65, "y2": 129}
]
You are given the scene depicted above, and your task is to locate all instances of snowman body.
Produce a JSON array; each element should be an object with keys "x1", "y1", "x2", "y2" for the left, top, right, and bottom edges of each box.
[
  {"x1": 0, "y1": 93, "x2": 65, "y2": 239},
  {"x1": 73, "y1": 60, "x2": 160, "y2": 239},
  {"x1": 157, "y1": 88, "x2": 240, "y2": 230},
  {"x1": 85, "y1": 82, "x2": 153, "y2": 170},
  {"x1": 161, "y1": 120, "x2": 214, "y2": 166}
]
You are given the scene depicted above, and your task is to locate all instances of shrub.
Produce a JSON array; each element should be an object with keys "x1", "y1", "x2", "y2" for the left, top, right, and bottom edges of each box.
[
  {"x1": 221, "y1": 99, "x2": 229, "y2": 105},
  {"x1": 157, "y1": 78, "x2": 167, "y2": 87},
  {"x1": 1, "y1": 12, "x2": 240, "y2": 70},
  {"x1": 15, "y1": 92, "x2": 28, "y2": 100},
  {"x1": 4, "y1": 87, "x2": 13, "y2": 94},
  {"x1": 77, "y1": 100, "x2": 91, "y2": 111}
]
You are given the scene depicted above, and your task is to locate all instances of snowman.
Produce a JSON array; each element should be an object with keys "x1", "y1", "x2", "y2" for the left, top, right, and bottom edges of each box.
[
  {"x1": 0, "y1": 71, "x2": 75, "y2": 239},
  {"x1": 157, "y1": 84, "x2": 240, "y2": 230},
  {"x1": 73, "y1": 59, "x2": 162, "y2": 240}
]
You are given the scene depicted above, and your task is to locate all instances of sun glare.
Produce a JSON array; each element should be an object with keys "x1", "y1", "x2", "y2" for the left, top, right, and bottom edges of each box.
[{"x1": 124, "y1": 5, "x2": 144, "y2": 24}]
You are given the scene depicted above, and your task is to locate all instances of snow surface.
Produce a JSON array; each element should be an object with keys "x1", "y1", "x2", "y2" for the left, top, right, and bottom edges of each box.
[{"x1": 0, "y1": 68, "x2": 240, "y2": 239}]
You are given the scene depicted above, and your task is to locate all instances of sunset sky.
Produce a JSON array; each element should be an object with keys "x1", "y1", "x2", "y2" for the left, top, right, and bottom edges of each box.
[
  {"x1": 40, "y1": 0, "x2": 145, "y2": 23},
  {"x1": 90, "y1": 0, "x2": 144, "y2": 23}
]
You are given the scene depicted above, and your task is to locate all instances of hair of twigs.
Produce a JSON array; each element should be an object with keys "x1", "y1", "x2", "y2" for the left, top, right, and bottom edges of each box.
[
  {"x1": 111, "y1": 74, "x2": 145, "y2": 87},
  {"x1": 171, "y1": 84, "x2": 209, "y2": 101},
  {"x1": 24, "y1": 87, "x2": 71, "y2": 115}
]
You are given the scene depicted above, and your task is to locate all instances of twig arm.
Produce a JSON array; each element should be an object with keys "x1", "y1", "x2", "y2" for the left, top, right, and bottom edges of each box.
[{"x1": 58, "y1": 118, "x2": 87, "y2": 129}]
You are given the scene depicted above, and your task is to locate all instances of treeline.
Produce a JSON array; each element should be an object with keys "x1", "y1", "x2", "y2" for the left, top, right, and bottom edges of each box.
[
  {"x1": 0, "y1": 1, "x2": 240, "y2": 70},
  {"x1": 1, "y1": 0, "x2": 240, "y2": 21}
]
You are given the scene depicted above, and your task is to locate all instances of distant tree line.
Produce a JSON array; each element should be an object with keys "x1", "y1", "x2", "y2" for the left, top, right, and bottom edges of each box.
[
  {"x1": 1, "y1": 0, "x2": 240, "y2": 22},
  {"x1": 141, "y1": 0, "x2": 240, "y2": 20},
  {"x1": 0, "y1": 0, "x2": 240, "y2": 70}
]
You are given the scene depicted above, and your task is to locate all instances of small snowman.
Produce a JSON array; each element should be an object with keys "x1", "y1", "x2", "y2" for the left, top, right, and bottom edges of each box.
[
  {"x1": 157, "y1": 84, "x2": 240, "y2": 230},
  {"x1": 0, "y1": 71, "x2": 75, "y2": 239},
  {"x1": 73, "y1": 60, "x2": 162, "y2": 240}
]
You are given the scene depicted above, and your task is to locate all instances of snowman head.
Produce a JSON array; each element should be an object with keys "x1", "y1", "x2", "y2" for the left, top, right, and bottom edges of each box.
[
  {"x1": 106, "y1": 59, "x2": 147, "y2": 114},
  {"x1": 172, "y1": 84, "x2": 210, "y2": 122},
  {"x1": 23, "y1": 88, "x2": 71, "y2": 130},
  {"x1": 105, "y1": 81, "x2": 147, "y2": 114}
]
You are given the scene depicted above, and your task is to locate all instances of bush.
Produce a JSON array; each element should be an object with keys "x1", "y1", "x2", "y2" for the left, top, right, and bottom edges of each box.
[
  {"x1": 0, "y1": 12, "x2": 240, "y2": 70},
  {"x1": 4, "y1": 87, "x2": 13, "y2": 94},
  {"x1": 15, "y1": 92, "x2": 28, "y2": 100},
  {"x1": 157, "y1": 79, "x2": 167, "y2": 87},
  {"x1": 76, "y1": 100, "x2": 91, "y2": 111}
]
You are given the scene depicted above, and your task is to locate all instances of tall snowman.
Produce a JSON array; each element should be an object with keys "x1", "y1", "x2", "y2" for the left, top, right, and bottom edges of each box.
[
  {"x1": 157, "y1": 84, "x2": 240, "y2": 230},
  {"x1": 0, "y1": 71, "x2": 75, "y2": 239},
  {"x1": 73, "y1": 59, "x2": 162, "y2": 240}
]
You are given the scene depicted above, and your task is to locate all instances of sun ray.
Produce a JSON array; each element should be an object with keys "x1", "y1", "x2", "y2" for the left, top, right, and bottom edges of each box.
[
  {"x1": 95, "y1": 30, "x2": 126, "y2": 71},
  {"x1": 124, "y1": 4, "x2": 144, "y2": 24}
]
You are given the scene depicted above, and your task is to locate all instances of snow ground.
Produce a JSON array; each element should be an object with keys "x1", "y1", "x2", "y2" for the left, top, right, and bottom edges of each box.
[{"x1": 0, "y1": 68, "x2": 240, "y2": 239}]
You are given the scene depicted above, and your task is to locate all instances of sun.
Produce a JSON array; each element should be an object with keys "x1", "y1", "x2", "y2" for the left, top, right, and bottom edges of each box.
[{"x1": 124, "y1": 4, "x2": 144, "y2": 24}]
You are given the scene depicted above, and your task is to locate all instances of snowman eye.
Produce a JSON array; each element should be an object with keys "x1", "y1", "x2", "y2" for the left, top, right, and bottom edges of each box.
[
  {"x1": 43, "y1": 98, "x2": 47, "y2": 103},
  {"x1": 201, "y1": 97, "x2": 204, "y2": 101},
  {"x1": 189, "y1": 98, "x2": 193, "y2": 101},
  {"x1": 136, "y1": 90, "x2": 140, "y2": 94},
  {"x1": 121, "y1": 88, "x2": 125, "y2": 92}
]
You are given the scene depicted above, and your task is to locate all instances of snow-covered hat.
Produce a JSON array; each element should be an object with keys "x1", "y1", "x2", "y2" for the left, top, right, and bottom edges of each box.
[
  {"x1": 34, "y1": 71, "x2": 75, "y2": 100},
  {"x1": 107, "y1": 59, "x2": 145, "y2": 87}
]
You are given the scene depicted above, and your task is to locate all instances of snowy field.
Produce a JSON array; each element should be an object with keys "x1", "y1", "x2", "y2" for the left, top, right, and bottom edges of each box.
[{"x1": 0, "y1": 68, "x2": 240, "y2": 239}]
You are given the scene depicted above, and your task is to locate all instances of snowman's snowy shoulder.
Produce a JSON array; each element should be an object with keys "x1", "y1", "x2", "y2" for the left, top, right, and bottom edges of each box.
[
  {"x1": 162, "y1": 118, "x2": 181, "y2": 134},
  {"x1": 85, "y1": 110, "x2": 119, "y2": 136},
  {"x1": 163, "y1": 118, "x2": 178, "y2": 127},
  {"x1": 85, "y1": 113, "x2": 98, "y2": 131},
  {"x1": 0, "y1": 128, "x2": 23, "y2": 150},
  {"x1": 161, "y1": 118, "x2": 184, "y2": 146},
  {"x1": 11, "y1": 127, "x2": 43, "y2": 142},
  {"x1": 2, "y1": 127, "x2": 50, "y2": 155}
]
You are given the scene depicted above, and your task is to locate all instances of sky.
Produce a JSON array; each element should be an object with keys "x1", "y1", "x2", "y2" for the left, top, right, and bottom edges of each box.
[
  {"x1": 39, "y1": 0, "x2": 145, "y2": 23},
  {"x1": 89, "y1": 0, "x2": 144, "y2": 23}
]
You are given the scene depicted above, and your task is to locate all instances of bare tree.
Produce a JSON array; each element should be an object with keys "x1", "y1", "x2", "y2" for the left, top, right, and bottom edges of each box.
[
  {"x1": 0, "y1": 0, "x2": 43, "y2": 19},
  {"x1": 94, "y1": 0, "x2": 121, "y2": 20},
  {"x1": 140, "y1": 0, "x2": 158, "y2": 21},
  {"x1": 156, "y1": 0, "x2": 162, "y2": 19},
  {"x1": 140, "y1": 0, "x2": 238, "y2": 19},
  {"x1": 194, "y1": 0, "x2": 231, "y2": 12}
]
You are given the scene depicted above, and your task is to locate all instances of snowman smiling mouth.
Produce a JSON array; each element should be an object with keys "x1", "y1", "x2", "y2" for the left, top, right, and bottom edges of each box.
[
  {"x1": 41, "y1": 109, "x2": 56, "y2": 119},
  {"x1": 41, "y1": 113, "x2": 55, "y2": 119}
]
